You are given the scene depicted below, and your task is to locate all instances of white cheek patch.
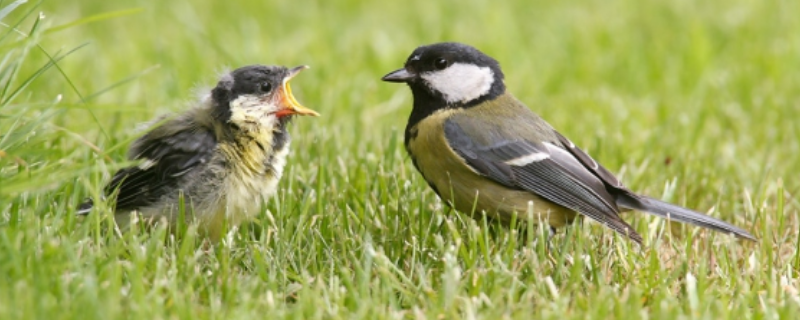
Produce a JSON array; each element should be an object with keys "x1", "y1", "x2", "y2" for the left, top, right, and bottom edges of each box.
[
  {"x1": 229, "y1": 95, "x2": 278, "y2": 127},
  {"x1": 421, "y1": 63, "x2": 495, "y2": 104}
]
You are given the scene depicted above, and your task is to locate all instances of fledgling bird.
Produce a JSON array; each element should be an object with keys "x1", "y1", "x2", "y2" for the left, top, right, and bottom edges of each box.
[
  {"x1": 381, "y1": 42, "x2": 755, "y2": 244},
  {"x1": 78, "y1": 65, "x2": 319, "y2": 239}
]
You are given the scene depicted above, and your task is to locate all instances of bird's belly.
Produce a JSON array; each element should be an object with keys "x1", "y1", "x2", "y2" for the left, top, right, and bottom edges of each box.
[
  {"x1": 408, "y1": 114, "x2": 576, "y2": 228},
  {"x1": 422, "y1": 164, "x2": 577, "y2": 228},
  {"x1": 201, "y1": 142, "x2": 291, "y2": 238}
]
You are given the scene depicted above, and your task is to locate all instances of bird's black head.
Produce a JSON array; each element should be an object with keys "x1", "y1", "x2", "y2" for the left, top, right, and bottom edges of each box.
[
  {"x1": 210, "y1": 65, "x2": 318, "y2": 124},
  {"x1": 382, "y1": 42, "x2": 506, "y2": 109}
]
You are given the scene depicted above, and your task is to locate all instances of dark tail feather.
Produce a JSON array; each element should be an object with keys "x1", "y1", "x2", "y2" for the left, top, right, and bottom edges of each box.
[
  {"x1": 617, "y1": 194, "x2": 757, "y2": 241},
  {"x1": 76, "y1": 198, "x2": 94, "y2": 215}
]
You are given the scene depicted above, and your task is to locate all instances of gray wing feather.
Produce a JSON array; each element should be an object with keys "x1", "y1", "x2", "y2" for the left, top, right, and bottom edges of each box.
[
  {"x1": 554, "y1": 132, "x2": 756, "y2": 241},
  {"x1": 444, "y1": 119, "x2": 643, "y2": 243},
  {"x1": 78, "y1": 123, "x2": 217, "y2": 213},
  {"x1": 112, "y1": 128, "x2": 216, "y2": 210}
]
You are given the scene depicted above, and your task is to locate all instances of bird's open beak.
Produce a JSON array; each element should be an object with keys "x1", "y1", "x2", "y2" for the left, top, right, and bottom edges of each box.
[
  {"x1": 276, "y1": 65, "x2": 319, "y2": 117},
  {"x1": 381, "y1": 68, "x2": 416, "y2": 83}
]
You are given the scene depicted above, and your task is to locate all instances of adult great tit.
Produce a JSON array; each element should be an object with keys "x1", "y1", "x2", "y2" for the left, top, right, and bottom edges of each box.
[
  {"x1": 381, "y1": 42, "x2": 755, "y2": 244},
  {"x1": 78, "y1": 65, "x2": 319, "y2": 240}
]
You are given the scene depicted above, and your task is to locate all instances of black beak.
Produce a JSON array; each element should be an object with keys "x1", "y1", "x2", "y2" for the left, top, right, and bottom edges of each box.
[{"x1": 381, "y1": 68, "x2": 416, "y2": 83}]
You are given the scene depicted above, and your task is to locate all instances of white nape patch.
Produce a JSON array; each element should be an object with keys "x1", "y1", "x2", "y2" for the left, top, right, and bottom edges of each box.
[
  {"x1": 505, "y1": 152, "x2": 550, "y2": 166},
  {"x1": 218, "y1": 72, "x2": 233, "y2": 84},
  {"x1": 421, "y1": 63, "x2": 494, "y2": 104}
]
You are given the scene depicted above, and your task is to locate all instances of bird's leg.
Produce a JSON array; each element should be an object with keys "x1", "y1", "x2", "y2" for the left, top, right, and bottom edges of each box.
[
  {"x1": 544, "y1": 226, "x2": 560, "y2": 264},
  {"x1": 546, "y1": 226, "x2": 557, "y2": 253}
]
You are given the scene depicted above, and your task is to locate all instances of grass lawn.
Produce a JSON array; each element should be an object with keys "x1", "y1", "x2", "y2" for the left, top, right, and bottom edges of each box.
[{"x1": 1, "y1": 0, "x2": 799, "y2": 318}]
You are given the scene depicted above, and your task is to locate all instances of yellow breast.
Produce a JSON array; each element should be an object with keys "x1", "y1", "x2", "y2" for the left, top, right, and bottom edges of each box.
[{"x1": 201, "y1": 132, "x2": 289, "y2": 239}]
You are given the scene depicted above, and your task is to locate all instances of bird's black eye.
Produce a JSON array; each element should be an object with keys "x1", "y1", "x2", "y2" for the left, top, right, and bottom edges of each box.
[
  {"x1": 434, "y1": 58, "x2": 448, "y2": 70},
  {"x1": 260, "y1": 82, "x2": 272, "y2": 93}
]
